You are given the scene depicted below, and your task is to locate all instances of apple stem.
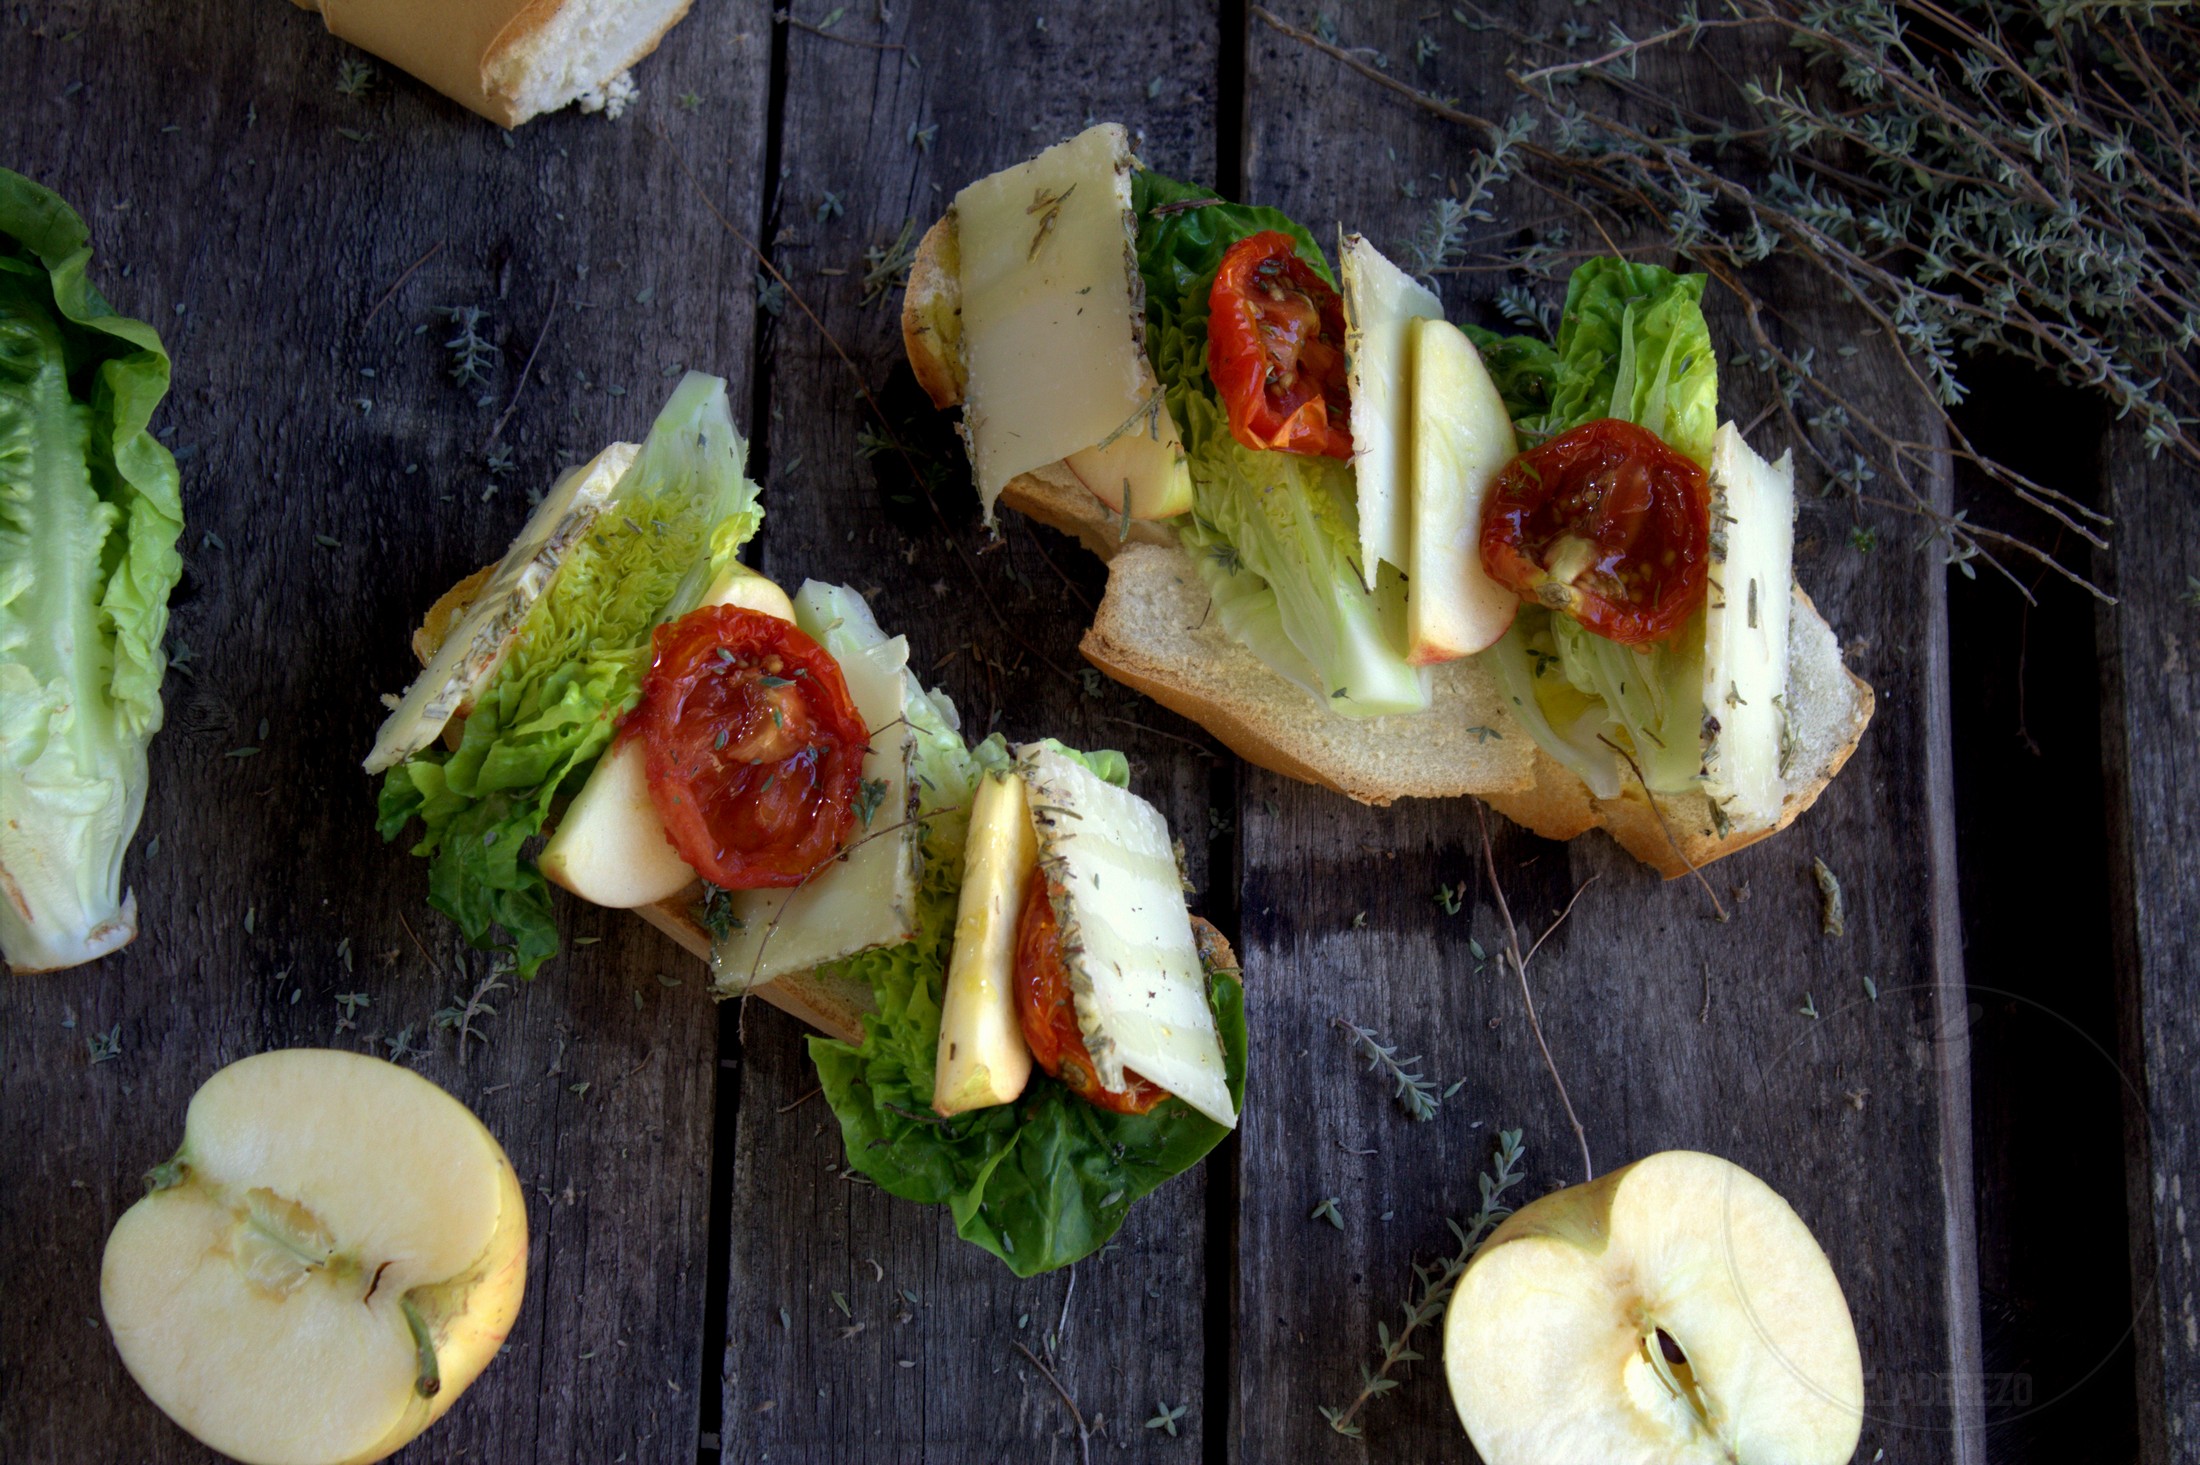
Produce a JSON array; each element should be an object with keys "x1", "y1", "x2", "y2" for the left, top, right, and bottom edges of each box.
[
  {"x1": 143, "y1": 1155, "x2": 187, "y2": 1194},
  {"x1": 400, "y1": 1298, "x2": 442, "y2": 1399}
]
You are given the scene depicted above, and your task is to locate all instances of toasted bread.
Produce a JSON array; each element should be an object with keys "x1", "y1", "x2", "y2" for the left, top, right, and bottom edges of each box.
[
  {"x1": 292, "y1": 0, "x2": 694, "y2": 127},
  {"x1": 903, "y1": 215, "x2": 1875, "y2": 875}
]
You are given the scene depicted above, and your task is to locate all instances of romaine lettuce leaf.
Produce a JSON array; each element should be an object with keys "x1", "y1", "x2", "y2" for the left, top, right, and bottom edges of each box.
[
  {"x1": 809, "y1": 717, "x2": 1244, "y2": 1276},
  {"x1": 1460, "y1": 323, "x2": 1560, "y2": 425},
  {"x1": 377, "y1": 373, "x2": 760, "y2": 975},
  {"x1": 1133, "y1": 170, "x2": 1427, "y2": 718},
  {"x1": 1529, "y1": 258, "x2": 1717, "y2": 466},
  {"x1": 0, "y1": 169, "x2": 183, "y2": 972}
]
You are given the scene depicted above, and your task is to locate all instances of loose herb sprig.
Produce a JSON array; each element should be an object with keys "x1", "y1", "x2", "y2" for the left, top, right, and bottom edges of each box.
[
  {"x1": 1319, "y1": 1128, "x2": 1528, "y2": 1438},
  {"x1": 437, "y1": 306, "x2": 501, "y2": 394},
  {"x1": 860, "y1": 219, "x2": 920, "y2": 306},
  {"x1": 1333, "y1": 1016, "x2": 1442, "y2": 1121},
  {"x1": 431, "y1": 967, "x2": 511, "y2": 1059}
]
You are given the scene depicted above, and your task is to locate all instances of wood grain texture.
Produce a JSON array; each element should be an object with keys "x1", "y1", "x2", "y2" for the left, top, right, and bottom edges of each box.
[
  {"x1": 1231, "y1": 7, "x2": 1982, "y2": 1460},
  {"x1": 713, "y1": 5, "x2": 1232, "y2": 1462},
  {"x1": 2096, "y1": 425, "x2": 2200, "y2": 1465},
  {"x1": 0, "y1": 1, "x2": 770, "y2": 1459}
]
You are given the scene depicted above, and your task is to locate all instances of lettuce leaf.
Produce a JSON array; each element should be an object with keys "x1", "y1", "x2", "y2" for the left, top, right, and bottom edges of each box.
[
  {"x1": 1528, "y1": 258, "x2": 1718, "y2": 466},
  {"x1": 1133, "y1": 170, "x2": 1427, "y2": 717},
  {"x1": 809, "y1": 718, "x2": 1244, "y2": 1276},
  {"x1": 1461, "y1": 323, "x2": 1560, "y2": 425},
  {"x1": 0, "y1": 169, "x2": 184, "y2": 972},
  {"x1": 377, "y1": 374, "x2": 761, "y2": 975}
]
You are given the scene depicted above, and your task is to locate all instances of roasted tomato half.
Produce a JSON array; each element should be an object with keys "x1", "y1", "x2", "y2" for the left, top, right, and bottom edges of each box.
[
  {"x1": 1207, "y1": 230, "x2": 1354, "y2": 459},
  {"x1": 624, "y1": 604, "x2": 870, "y2": 889},
  {"x1": 1479, "y1": 417, "x2": 1712, "y2": 646},
  {"x1": 1011, "y1": 875, "x2": 1170, "y2": 1116}
]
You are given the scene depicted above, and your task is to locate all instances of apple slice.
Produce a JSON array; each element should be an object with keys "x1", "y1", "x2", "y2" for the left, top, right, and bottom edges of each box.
[
  {"x1": 538, "y1": 564, "x2": 798, "y2": 909},
  {"x1": 1406, "y1": 316, "x2": 1519, "y2": 663},
  {"x1": 101, "y1": 1049, "x2": 527, "y2": 1465},
  {"x1": 932, "y1": 764, "x2": 1039, "y2": 1115},
  {"x1": 1062, "y1": 403, "x2": 1194, "y2": 522},
  {"x1": 1445, "y1": 1149, "x2": 1863, "y2": 1465}
]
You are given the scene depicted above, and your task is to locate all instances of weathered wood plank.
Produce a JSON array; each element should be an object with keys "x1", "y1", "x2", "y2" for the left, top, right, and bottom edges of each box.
[
  {"x1": 1232, "y1": 8, "x2": 1982, "y2": 1460},
  {"x1": 2096, "y1": 426, "x2": 2200, "y2": 1465},
  {"x1": 715, "y1": 6, "x2": 1229, "y2": 1461},
  {"x1": 0, "y1": 3, "x2": 771, "y2": 1459}
]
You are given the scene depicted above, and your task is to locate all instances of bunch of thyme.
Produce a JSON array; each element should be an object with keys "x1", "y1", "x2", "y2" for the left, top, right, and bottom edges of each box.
[
  {"x1": 1319, "y1": 1128, "x2": 1528, "y2": 1437},
  {"x1": 1267, "y1": 1, "x2": 2200, "y2": 601}
]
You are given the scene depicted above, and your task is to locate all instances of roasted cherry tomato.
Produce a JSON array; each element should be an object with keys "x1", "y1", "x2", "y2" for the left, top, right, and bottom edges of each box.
[
  {"x1": 1011, "y1": 875, "x2": 1170, "y2": 1116},
  {"x1": 1207, "y1": 230, "x2": 1354, "y2": 459},
  {"x1": 1479, "y1": 417, "x2": 1711, "y2": 646},
  {"x1": 624, "y1": 604, "x2": 870, "y2": 889}
]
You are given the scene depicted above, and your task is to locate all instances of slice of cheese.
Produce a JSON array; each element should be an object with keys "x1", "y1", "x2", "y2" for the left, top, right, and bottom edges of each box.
[
  {"x1": 1341, "y1": 234, "x2": 1442, "y2": 589},
  {"x1": 364, "y1": 442, "x2": 636, "y2": 773},
  {"x1": 954, "y1": 124, "x2": 1151, "y2": 522},
  {"x1": 1407, "y1": 316, "x2": 1520, "y2": 664},
  {"x1": 1020, "y1": 745, "x2": 1235, "y2": 1128},
  {"x1": 710, "y1": 601, "x2": 922, "y2": 994},
  {"x1": 932, "y1": 768, "x2": 1039, "y2": 1116},
  {"x1": 539, "y1": 566, "x2": 797, "y2": 909},
  {"x1": 1700, "y1": 422, "x2": 1795, "y2": 834}
]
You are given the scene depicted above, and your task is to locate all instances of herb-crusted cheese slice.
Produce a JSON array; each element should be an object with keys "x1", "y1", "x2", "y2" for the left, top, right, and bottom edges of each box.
[
  {"x1": 1020, "y1": 745, "x2": 1236, "y2": 1128},
  {"x1": 1341, "y1": 234, "x2": 1443, "y2": 588},
  {"x1": 364, "y1": 441, "x2": 636, "y2": 774},
  {"x1": 1700, "y1": 422, "x2": 1795, "y2": 834},
  {"x1": 710, "y1": 629, "x2": 920, "y2": 995},
  {"x1": 954, "y1": 123, "x2": 1151, "y2": 522}
]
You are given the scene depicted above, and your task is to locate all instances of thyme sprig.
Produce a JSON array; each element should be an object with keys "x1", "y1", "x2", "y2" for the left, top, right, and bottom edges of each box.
[
  {"x1": 1260, "y1": 1, "x2": 2200, "y2": 601},
  {"x1": 436, "y1": 306, "x2": 501, "y2": 394},
  {"x1": 1333, "y1": 1016, "x2": 1442, "y2": 1121},
  {"x1": 1319, "y1": 1128, "x2": 1528, "y2": 1438},
  {"x1": 431, "y1": 967, "x2": 511, "y2": 1060}
]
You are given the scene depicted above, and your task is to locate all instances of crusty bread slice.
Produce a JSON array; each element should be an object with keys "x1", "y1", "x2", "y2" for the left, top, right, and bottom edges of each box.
[
  {"x1": 293, "y1": 0, "x2": 693, "y2": 127},
  {"x1": 903, "y1": 216, "x2": 1876, "y2": 873},
  {"x1": 410, "y1": 564, "x2": 872, "y2": 1043}
]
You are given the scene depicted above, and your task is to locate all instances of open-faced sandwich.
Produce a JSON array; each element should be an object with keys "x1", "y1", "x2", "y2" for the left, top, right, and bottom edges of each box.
[
  {"x1": 367, "y1": 373, "x2": 1243, "y2": 1273},
  {"x1": 902, "y1": 124, "x2": 1874, "y2": 875}
]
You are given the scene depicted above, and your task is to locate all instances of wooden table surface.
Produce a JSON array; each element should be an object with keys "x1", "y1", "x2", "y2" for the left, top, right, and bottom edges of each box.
[{"x1": 1, "y1": 3, "x2": 2182, "y2": 1462}]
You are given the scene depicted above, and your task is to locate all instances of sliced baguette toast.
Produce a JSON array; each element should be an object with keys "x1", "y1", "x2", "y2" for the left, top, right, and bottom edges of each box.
[{"x1": 902, "y1": 215, "x2": 1875, "y2": 876}]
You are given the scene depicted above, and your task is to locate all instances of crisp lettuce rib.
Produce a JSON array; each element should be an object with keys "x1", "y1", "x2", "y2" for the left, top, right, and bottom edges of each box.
[{"x1": 0, "y1": 170, "x2": 183, "y2": 972}]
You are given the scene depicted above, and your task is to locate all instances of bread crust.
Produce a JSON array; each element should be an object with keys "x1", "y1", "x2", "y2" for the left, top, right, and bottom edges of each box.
[{"x1": 295, "y1": 0, "x2": 694, "y2": 127}]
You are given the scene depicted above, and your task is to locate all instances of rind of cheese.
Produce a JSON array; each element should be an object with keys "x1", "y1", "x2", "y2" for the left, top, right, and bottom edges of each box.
[
  {"x1": 1342, "y1": 234, "x2": 1443, "y2": 588},
  {"x1": 1019, "y1": 745, "x2": 1236, "y2": 1128},
  {"x1": 710, "y1": 627, "x2": 921, "y2": 994},
  {"x1": 932, "y1": 769, "x2": 1039, "y2": 1115},
  {"x1": 364, "y1": 442, "x2": 636, "y2": 773},
  {"x1": 1407, "y1": 316, "x2": 1520, "y2": 663},
  {"x1": 1700, "y1": 422, "x2": 1795, "y2": 834},
  {"x1": 954, "y1": 124, "x2": 1150, "y2": 522}
]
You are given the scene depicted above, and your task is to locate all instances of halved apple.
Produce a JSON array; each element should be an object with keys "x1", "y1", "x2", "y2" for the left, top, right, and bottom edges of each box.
[
  {"x1": 1445, "y1": 1150, "x2": 1863, "y2": 1465},
  {"x1": 932, "y1": 766, "x2": 1039, "y2": 1116},
  {"x1": 101, "y1": 1049, "x2": 527, "y2": 1465},
  {"x1": 538, "y1": 564, "x2": 797, "y2": 909}
]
